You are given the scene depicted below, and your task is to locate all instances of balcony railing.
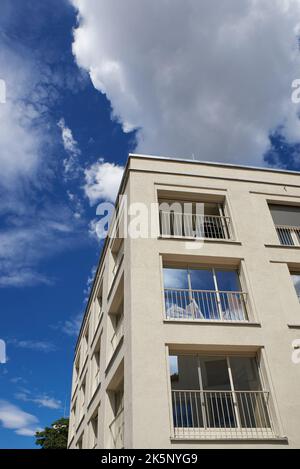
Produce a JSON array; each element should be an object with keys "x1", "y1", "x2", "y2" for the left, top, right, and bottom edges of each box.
[
  {"x1": 164, "y1": 288, "x2": 248, "y2": 321},
  {"x1": 159, "y1": 211, "x2": 231, "y2": 240},
  {"x1": 276, "y1": 225, "x2": 300, "y2": 246},
  {"x1": 171, "y1": 390, "x2": 274, "y2": 439},
  {"x1": 109, "y1": 408, "x2": 124, "y2": 449}
]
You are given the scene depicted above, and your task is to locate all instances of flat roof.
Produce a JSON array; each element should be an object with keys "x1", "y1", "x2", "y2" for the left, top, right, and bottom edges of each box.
[{"x1": 129, "y1": 153, "x2": 300, "y2": 176}]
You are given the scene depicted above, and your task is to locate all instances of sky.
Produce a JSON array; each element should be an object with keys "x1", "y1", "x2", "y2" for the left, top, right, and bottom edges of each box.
[{"x1": 1, "y1": 0, "x2": 300, "y2": 448}]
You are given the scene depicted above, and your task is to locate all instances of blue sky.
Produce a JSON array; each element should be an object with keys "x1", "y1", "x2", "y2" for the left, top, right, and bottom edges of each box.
[
  {"x1": 0, "y1": 0, "x2": 300, "y2": 448},
  {"x1": 0, "y1": 0, "x2": 134, "y2": 448}
]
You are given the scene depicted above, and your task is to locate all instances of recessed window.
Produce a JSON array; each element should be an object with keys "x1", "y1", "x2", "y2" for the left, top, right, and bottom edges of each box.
[
  {"x1": 90, "y1": 410, "x2": 99, "y2": 449},
  {"x1": 91, "y1": 338, "x2": 101, "y2": 396},
  {"x1": 169, "y1": 353, "x2": 274, "y2": 439},
  {"x1": 163, "y1": 267, "x2": 247, "y2": 321},
  {"x1": 269, "y1": 204, "x2": 300, "y2": 246},
  {"x1": 158, "y1": 198, "x2": 231, "y2": 240},
  {"x1": 291, "y1": 273, "x2": 300, "y2": 302}
]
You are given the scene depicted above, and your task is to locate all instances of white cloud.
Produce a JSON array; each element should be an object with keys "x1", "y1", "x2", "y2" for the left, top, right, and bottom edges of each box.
[
  {"x1": 0, "y1": 203, "x2": 83, "y2": 288},
  {"x1": 83, "y1": 264, "x2": 97, "y2": 301},
  {"x1": 84, "y1": 159, "x2": 124, "y2": 205},
  {"x1": 55, "y1": 312, "x2": 83, "y2": 337},
  {"x1": 16, "y1": 427, "x2": 38, "y2": 437},
  {"x1": 0, "y1": 400, "x2": 39, "y2": 437},
  {"x1": 9, "y1": 339, "x2": 57, "y2": 353},
  {"x1": 57, "y1": 118, "x2": 81, "y2": 179},
  {"x1": 71, "y1": 0, "x2": 300, "y2": 166},
  {"x1": 0, "y1": 44, "x2": 53, "y2": 185},
  {"x1": 0, "y1": 42, "x2": 87, "y2": 288},
  {"x1": 15, "y1": 391, "x2": 62, "y2": 410}
]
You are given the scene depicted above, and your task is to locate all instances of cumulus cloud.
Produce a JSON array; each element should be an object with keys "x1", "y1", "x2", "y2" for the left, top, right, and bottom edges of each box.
[
  {"x1": 71, "y1": 0, "x2": 300, "y2": 165},
  {"x1": 0, "y1": 400, "x2": 40, "y2": 437},
  {"x1": 84, "y1": 159, "x2": 124, "y2": 205}
]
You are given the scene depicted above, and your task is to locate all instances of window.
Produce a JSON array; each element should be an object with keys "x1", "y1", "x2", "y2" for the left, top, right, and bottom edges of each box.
[
  {"x1": 82, "y1": 328, "x2": 89, "y2": 360},
  {"x1": 79, "y1": 376, "x2": 86, "y2": 421},
  {"x1": 109, "y1": 388, "x2": 124, "y2": 449},
  {"x1": 159, "y1": 198, "x2": 231, "y2": 239},
  {"x1": 110, "y1": 303, "x2": 124, "y2": 355},
  {"x1": 97, "y1": 284, "x2": 103, "y2": 317},
  {"x1": 71, "y1": 399, "x2": 77, "y2": 434},
  {"x1": 169, "y1": 353, "x2": 274, "y2": 439},
  {"x1": 291, "y1": 273, "x2": 300, "y2": 302},
  {"x1": 74, "y1": 354, "x2": 80, "y2": 383},
  {"x1": 90, "y1": 410, "x2": 99, "y2": 449},
  {"x1": 91, "y1": 338, "x2": 101, "y2": 397},
  {"x1": 112, "y1": 241, "x2": 124, "y2": 277},
  {"x1": 269, "y1": 204, "x2": 300, "y2": 246},
  {"x1": 163, "y1": 267, "x2": 247, "y2": 321}
]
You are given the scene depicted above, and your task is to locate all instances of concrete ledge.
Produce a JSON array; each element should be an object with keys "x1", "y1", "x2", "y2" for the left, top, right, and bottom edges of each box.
[
  {"x1": 163, "y1": 319, "x2": 261, "y2": 327},
  {"x1": 159, "y1": 236, "x2": 242, "y2": 245},
  {"x1": 170, "y1": 436, "x2": 288, "y2": 445},
  {"x1": 265, "y1": 244, "x2": 300, "y2": 249}
]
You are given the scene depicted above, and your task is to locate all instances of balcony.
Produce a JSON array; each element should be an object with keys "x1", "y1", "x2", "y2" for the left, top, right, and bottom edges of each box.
[
  {"x1": 110, "y1": 316, "x2": 124, "y2": 353},
  {"x1": 159, "y1": 211, "x2": 231, "y2": 240},
  {"x1": 109, "y1": 407, "x2": 124, "y2": 449},
  {"x1": 171, "y1": 390, "x2": 274, "y2": 440},
  {"x1": 164, "y1": 288, "x2": 248, "y2": 321},
  {"x1": 276, "y1": 225, "x2": 300, "y2": 246}
]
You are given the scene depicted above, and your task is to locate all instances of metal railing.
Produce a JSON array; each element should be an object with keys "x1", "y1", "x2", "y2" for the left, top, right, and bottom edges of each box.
[
  {"x1": 111, "y1": 317, "x2": 124, "y2": 353},
  {"x1": 159, "y1": 211, "x2": 231, "y2": 240},
  {"x1": 276, "y1": 225, "x2": 300, "y2": 246},
  {"x1": 164, "y1": 288, "x2": 248, "y2": 321},
  {"x1": 109, "y1": 408, "x2": 124, "y2": 449},
  {"x1": 171, "y1": 390, "x2": 274, "y2": 439}
]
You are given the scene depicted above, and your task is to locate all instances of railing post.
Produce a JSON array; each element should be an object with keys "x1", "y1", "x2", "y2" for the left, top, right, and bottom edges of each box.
[
  {"x1": 291, "y1": 228, "x2": 299, "y2": 246},
  {"x1": 226, "y1": 358, "x2": 242, "y2": 429}
]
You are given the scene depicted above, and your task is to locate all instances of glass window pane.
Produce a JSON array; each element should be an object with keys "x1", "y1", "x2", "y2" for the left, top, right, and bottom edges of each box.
[
  {"x1": 169, "y1": 355, "x2": 199, "y2": 390},
  {"x1": 230, "y1": 357, "x2": 269, "y2": 429},
  {"x1": 163, "y1": 268, "x2": 188, "y2": 289},
  {"x1": 204, "y1": 203, "x2": 220, "y2": 216},
  {"x1": 190, "y1": 269, "x2": 214, "y2": 290},
  {"x1": 215, "y1": 270, "x2": 240, "y2": 291},
  {"x1": 200, "y1": 357, "x2": 231, "y2": 390},
  {"x1": 170, "y1": 355, "x2": 204, "y2": 428},
  {"x1": 200, "y1": 357, "x2": 236, "y2": 428},
  {"x1": 292, "y1": 274, "x2": 300, "y2": 298},
  {"x1": 230, "y1": 357, "x2": 261, "y2": 391}
]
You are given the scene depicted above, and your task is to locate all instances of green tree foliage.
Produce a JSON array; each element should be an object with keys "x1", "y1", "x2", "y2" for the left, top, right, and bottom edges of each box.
[{"x1": 35, "y1": 417, "x2": 69, "y2": 449}]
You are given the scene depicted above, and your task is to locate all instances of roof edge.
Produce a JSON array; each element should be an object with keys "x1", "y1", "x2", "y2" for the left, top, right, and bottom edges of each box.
[{"x1": 128, "y1": 152, "x2": 300, "y2": 176}]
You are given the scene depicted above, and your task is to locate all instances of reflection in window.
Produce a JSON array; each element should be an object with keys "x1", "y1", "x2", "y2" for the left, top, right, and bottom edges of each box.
[
  {"x1": 164, "y1": 267, "x2": 247, "y2": 321},
  {"x1": 169, "y1": 354, "x2": 271, "y2": 432},
  {"x1": 291, "y1": 274, "x2": 300, "y2": 301}
]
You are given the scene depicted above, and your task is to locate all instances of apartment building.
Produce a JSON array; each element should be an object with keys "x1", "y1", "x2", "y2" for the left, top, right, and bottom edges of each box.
[{"x1": 68, "y1": 153, "x2": 300, "y2": 449}]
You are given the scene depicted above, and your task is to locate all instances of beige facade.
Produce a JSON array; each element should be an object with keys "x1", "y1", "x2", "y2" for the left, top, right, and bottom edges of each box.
[{"x1": 68, "y1": 154, "x2": 300, "y2": 449}]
